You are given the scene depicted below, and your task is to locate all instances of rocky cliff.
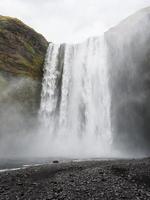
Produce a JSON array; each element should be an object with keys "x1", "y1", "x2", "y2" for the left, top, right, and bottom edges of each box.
[
  {"x1": 0, "y1": 16, "x2": 48, "y2": 117},
  {"x1": 106, "y1": 7, "x2": 150, "y2": 154},
  {"x1": 0, "y1": 16, "x2": 48, "y2": 79}
]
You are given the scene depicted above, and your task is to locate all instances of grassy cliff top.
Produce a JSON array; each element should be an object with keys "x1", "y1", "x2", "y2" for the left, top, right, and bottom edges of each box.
[{"x1": 0, "y1": 15, "x2": 48, "y2": 80}]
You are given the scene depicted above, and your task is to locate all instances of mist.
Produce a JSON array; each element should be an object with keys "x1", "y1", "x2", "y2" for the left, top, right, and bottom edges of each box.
[
  {"x1": 106, "y1": 7, "x2": 150, "y2": 156},
  {"x1": 0, "y1": 78, "x2": 40, "y2": 158},
  {"x1": 0, "y1": 2, "x2": 150, "y2": 162}
]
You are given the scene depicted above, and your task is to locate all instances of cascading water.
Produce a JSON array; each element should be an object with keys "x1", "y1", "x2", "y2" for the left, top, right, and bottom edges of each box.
[{"x1": 39, "y1": 36, "x2": 112, "y2": 157}]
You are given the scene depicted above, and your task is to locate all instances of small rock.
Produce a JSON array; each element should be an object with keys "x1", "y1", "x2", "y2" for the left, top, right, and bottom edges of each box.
[{"x1": 53, "y1": 160, "x2": 59, "y2": 164}]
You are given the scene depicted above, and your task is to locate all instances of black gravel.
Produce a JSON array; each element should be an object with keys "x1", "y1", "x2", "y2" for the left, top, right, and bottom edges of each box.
[{"x1": 0, "y1": 158, "x2": 150, "y2": 200}]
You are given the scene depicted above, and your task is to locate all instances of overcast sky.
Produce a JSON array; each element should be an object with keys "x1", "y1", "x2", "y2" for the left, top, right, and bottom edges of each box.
[{"x1": 0, "y1": 0, "x2": 149, "y2": 43}]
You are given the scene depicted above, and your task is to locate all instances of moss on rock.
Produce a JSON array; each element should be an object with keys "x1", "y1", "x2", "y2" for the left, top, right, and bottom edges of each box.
[{"x1": 0, "y1": 15, "x2": 48, "y2": 79}]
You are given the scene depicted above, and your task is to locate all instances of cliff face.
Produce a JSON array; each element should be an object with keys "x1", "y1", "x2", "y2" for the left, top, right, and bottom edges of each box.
[
  {"x1": 0, "y1": 16, "x2": 48, "y2": 117},
  {"x1": 106, "y1": 7, "x2": 150, "y2": 154},
  {"x1": 0, "y1": 16, "x2": 48, "y2": 79}
]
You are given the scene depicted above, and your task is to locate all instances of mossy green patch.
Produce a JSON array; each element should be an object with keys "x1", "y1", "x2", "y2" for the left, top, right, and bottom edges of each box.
[{"x1": 0, "y1": 15, "x2": 48, "y2": 80}]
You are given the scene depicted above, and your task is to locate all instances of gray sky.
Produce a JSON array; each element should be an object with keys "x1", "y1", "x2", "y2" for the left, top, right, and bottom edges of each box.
[{"x1": 0, "y1": 0, "x2": 149, "y2": 43}]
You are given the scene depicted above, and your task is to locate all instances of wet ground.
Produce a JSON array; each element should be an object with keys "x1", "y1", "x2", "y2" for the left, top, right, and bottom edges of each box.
[{"x1": 0, "y1": 158, "x2": 150, "y2": 199}]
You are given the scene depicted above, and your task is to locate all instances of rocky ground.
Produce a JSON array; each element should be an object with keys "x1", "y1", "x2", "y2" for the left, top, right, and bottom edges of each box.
[{"x1": 0, "y1": 158, "x2": 150, "y2": 200}]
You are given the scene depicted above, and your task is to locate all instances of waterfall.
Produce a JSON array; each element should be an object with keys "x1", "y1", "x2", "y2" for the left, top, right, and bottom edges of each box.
[{"x1": 39, "y1": 36, "x2": 112, "y2": 157}]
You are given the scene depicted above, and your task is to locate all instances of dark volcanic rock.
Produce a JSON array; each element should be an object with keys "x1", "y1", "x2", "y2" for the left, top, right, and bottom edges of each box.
[
  {"x1": 0, "y1": 158, "x2": 150, "y2": 200},
  {"x1": 53, "y1": 160, "x2": 59, "y2": 164}
]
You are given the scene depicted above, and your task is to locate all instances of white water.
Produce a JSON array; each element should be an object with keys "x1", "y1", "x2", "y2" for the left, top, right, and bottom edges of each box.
[{"x1": 39, "y1": 36, "x2": 112, "y2": 158}]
